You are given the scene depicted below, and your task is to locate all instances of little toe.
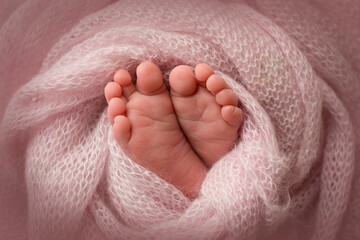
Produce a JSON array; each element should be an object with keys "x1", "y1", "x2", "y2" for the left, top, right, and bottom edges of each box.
[
  {"x1": 114, "y1": 69, "x2": 136, "y2": 99},
  {"x1": 113, "y1": 115, "x2": 131, "y2": 146},
  {"x1": 206, "y1": 74, "x2": 228, "y2": 94},
  {"x1": 136, "y1": 61, "x2": 166, "y2": 95},
  {"x1": 221, "y1": 105, "x2": 243, "y2": 127},
  {"x1": 104, "y1": 82, "x2": 122, "y2": 103},
  {"x1": 215, "y1": 89, "x2": 238, "y2": 106},
  {"x1": 169, "y1": 65, "x2": 197, "y2": 96},
  {"x1": 107, "y1": 97, "x2": 126, "y2": 124},
  {"x1": 195, "y1": 63, "x2": 214, "y2": 85}
]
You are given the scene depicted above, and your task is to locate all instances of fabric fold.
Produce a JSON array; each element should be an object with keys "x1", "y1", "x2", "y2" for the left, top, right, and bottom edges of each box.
[{"x1": 0, "y1": 0, "x2": 358, "y2": 239}]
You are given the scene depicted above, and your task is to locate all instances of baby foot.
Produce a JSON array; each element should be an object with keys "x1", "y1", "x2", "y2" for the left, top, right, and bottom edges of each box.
[
  {"x1": 104, "y1": 62, "x2": 207, "y2": 198},
  {"x1": 169, "y1": 63, "x2": 243, "y2": 166}
]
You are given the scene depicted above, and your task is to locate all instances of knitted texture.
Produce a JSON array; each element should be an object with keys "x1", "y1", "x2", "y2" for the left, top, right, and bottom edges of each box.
[{"x1": 0, "y1": 0, "x2": 359, "y2": 239}]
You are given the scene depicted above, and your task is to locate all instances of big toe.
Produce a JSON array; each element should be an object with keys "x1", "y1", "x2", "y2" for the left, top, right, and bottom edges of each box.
[
  {"x1": 136, "y1": 61, "x2": 165, "y2": 95},
  {"x1": 169, "y1": 65, "x2": 198, "y2": 96}
]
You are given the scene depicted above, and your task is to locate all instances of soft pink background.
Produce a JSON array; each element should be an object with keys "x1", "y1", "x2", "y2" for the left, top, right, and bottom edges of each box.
[{"x1": 0, "y1": 0, "x2": 359, "y2": 239}]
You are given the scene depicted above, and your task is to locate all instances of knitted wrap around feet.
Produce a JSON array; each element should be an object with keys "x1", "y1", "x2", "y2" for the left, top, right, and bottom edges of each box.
[{"x1": 0, "y1": 0, "x2": 359, "y2": 240}]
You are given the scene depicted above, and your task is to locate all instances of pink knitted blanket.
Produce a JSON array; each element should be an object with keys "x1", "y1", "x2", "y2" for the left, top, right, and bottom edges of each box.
[{"x1": 1, "y1": 0, "x2": 359, "y2": 239}]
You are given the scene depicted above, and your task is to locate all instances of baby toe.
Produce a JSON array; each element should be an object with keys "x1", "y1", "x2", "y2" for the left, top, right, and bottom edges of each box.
[
  {"x1": 169, "y1": 65, "x2": 198, "y2": 96},
  {"x1": 135, "y1": 61, "x2": 165, "y2": 95},
  {"x1": 104, "y1": 82, "x2": 122, "y2": 103},
  {"x1": 221, "y1": 105, "x2": 243, "y2": 127},
  {"x1": 215, "y1": 89, "x2": 238, "y2": 106},
  {"x1": 114, "y1": 69, "x2": 136, "y2": 99},
  {"x1": 206, "y1": 74, "x2": 227, "y2": 94},
  {"x1": 195, "y1": 63, "x2": 214, "y2": 84},
  {"x1": 113, "y1": 115, "x2": 131, "y2": 146},
  {"x1": 107, "y1": 97, "x2": 126, "y2": 124}
]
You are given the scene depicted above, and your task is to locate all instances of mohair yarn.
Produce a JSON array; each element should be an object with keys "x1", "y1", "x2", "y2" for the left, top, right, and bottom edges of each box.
[{"x1": 0, "y1": 0, "x2": 359, "y2": 239}]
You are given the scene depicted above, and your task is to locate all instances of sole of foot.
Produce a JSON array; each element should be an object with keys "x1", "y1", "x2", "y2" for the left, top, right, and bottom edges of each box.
[
  {"x1": 104, "y1": 61, "x2": 208, "y2": 198},
  {"x1": 169, "y1": 63, "x2": 243, "y2": 167}
]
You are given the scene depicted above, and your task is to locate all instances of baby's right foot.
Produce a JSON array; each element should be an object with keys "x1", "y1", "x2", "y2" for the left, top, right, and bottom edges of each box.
[{"x1": 169, "y1": 63, "x2": 243, "y2": 166}]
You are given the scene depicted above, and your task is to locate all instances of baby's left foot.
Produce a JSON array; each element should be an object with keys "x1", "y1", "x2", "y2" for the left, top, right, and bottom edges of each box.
[{"x1": 169, "y1": 63, "x2": 243, "y2": 166}]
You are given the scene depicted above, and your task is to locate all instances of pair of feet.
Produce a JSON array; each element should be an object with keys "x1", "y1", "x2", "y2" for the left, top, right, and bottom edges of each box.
[{"x1": 104, "y1": 62, "x2": 243, "y2": 198}]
